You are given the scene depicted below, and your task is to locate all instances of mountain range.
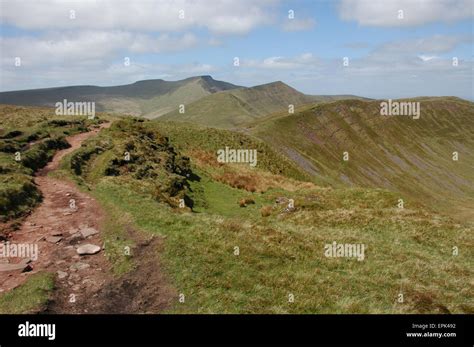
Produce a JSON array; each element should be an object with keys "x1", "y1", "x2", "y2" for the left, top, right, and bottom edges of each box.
[
  {"x1": 0, "y1": 76, "x2": 240, "y2": 118},
  {"x1": 0, "y1": 76, "x2": 364, "y2": 122},
  {"x1": 1, "y1": 75, "x2": 473, "y2": 314},
  {"x1": 1, "y1": 76, "x2": 472, "y2": 220}
]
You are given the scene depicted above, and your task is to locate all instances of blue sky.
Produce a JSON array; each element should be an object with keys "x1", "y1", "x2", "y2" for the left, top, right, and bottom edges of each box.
[{"x1": 0, "y1": 0, "x2": 473, "y2": 99}]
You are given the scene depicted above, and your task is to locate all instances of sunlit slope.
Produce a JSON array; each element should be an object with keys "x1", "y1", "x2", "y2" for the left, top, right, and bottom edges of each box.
[
  {"x1": 62, "y1": 118, "x2": 473, "y2": 314},
  {"x1": 0, "y1": 76, "x2": 241, "y2": 118},
  {"x1": 251, "y1": 97, "x2": 474, "y2": 219},
  {"x1": 158, "y1": 81, "x2": 360, "y2": 128}
]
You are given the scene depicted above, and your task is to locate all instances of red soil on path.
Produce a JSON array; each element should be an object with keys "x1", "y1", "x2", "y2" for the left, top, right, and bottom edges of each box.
[{"x1": 0, "y1": 123, "x2": 112, "y2": 312}]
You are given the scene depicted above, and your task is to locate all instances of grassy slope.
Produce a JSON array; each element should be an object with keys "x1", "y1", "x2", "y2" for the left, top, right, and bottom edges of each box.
[
  {"x1": 159, "y1": 81, "x2": 369, "y2": 129},
  {"x1": 2, "y1": 105, "x2": 472, "y2": 314},
  {"x1": 159, "y1": 82, "x2": 317, "y2": 128},
  {"x1": 251, "y1": 97, "x2": 474, "y2": 221},
  {"x1": 0, "y1": 273, "x2": 54, "y2": 314},
  {"x1": 58, "y1": 118, "x2": 473, "y2": 314},
  {"x1": 0, "y1": 76, "x2": 241, "y2": 119},
  {"x1": 0, "y1": 104, "x2": 105, "y2": 221}
]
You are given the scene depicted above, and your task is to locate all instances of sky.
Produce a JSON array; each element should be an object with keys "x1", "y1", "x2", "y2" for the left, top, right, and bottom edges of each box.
[{"x1": 0, "y1": 0, "x2": 473, "y2": 99}]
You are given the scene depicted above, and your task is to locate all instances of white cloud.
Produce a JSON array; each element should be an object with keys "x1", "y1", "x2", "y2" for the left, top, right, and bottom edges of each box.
[
  {"x1": 338, "y1": 0, "x2": 473, "y2": 26},
  {"x1": 0, "y1": 0, "x2": 277, "y2": 35},
  {"x1": 418, "y1": 55, "x2": 438, "y2": 62},
  {"x1": 243, "y1": 53, "x2": 320, "y2": 69},
  {"x1": 282, "y1": 18, "x2": 316, "y2": 32},
  {"x1": 373, "y1": 35, "x2": 471, "y2": 55},
  {"x1": 222, "y1": 35, "x2": 473, "y2": 100},
  {"x1": 129, "y1": 33, "x2": 198, "y2": 53},
  {"x1": 0, "y1": 31, "x2": 199, "y2": 67},
  {"x1": 0, "y1": 56, "x2": 218, "y2": 91}
]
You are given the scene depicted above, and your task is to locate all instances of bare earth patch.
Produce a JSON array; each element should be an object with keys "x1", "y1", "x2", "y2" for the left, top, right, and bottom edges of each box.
[{"x1": 0, "y1": 122, "x2": 174, "y2": 313}]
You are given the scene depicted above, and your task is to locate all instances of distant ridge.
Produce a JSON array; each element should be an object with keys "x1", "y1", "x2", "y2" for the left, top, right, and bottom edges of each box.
[
  {"x1": 159, "y1": 80, "x2": 367, "y2": 128},
  {"x1": 0, "y1": 76, "x2": 368, "y2": 121},
  {"x1": 0, "y1": 76, "x2": 242, "y2": 118}
]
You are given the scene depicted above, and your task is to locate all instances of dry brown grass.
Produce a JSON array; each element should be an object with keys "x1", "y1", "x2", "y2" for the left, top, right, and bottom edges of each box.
[
  {"x1": 213, "y1": 166, "x2": 316, "y2": 194},
  {"x1": 220, "y1": 219, "x2": 243, "y2": 232},
  {"x1": 216, "y1": 169, "x2": 258, "y2": 192},
  {"x1": 260, "y1": 205, "x2": 273, "y2": 217},
  {"x1": 238, "y1": 197, "x2": 255, "y2": 207},
  {"x1": 187, "y1": 149, "x2": 316, "y2": 194},
  {"x1": 187, "y1": 149, "x2": 224, "y2": 168}
]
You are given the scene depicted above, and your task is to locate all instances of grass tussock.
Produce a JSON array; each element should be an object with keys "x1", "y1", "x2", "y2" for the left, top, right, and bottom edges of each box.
[{"x1": 0, "y1": 272, "x2": 54, "y2": 313}]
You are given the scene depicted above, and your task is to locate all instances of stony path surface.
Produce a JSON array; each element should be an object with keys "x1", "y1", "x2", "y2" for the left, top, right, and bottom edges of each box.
[{"x1": 0, "y1": 123, "x2": 112, "y2": 313}]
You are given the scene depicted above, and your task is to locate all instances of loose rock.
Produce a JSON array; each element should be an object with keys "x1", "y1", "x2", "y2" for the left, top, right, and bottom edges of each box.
[
  {"x1": 80, "y1": 227, "x2": 99, "y2": 238},
  {"x1": 46, "y1": 236, "x2": 62, "y2": 243},
  {"x1": 57, "y1": 270, "x2": 68, "y2": 279},
  {"x1": 76, "y1": 244, "x2": 101, "y2": 255}
]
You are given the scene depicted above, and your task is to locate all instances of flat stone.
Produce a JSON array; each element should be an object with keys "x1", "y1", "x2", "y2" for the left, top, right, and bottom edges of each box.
[
  {"x1": 45, "y1": 236, "x2": 62, "y2": 243},
  {"x1": 69, "y1": 273, "x2": 80, "y2": 281},
  {"x1": 80, "y1": 227, "x2": 99, "y2": 238},
  {"x1": 76, "y1": 244, "x2": 101, "y2": 255},
  {"x1": 0, "y1": 259, "x2": 32, "y2": 273},
  {"x1": 69, "y1": 232, "x2": 84, "y2": 243},
  {"x1": 70, "y1": 262, "x2": 90, "y2": 271},
  {"x1": 57, "y1": 270, "x2": 68, "y2": 279}
]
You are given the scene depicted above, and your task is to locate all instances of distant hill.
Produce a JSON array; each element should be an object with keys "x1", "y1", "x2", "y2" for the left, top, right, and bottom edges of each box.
[
  {"x1": 0, "y1": 76, "x2": 367, "y2": 124},
  {"x1": 159, "y1": 81, "x2": 367, "y2": 128},
  {"x1": 0, "y1": 76, "x2": 241, "y2": 118},
  {"x1": 251, "y1": 96, "x2": 474, "y2": 220}
]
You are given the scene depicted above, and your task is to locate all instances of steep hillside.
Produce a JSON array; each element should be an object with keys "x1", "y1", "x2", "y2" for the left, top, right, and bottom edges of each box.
[
  {"x1": 1, "y1": 107, "x2": 472, "y2": 314},
  {"x1": 160, "y1": 81, "x2": 316, "y2": 128},
  {"x1": 251, "y1": 97, "x2": 474, "y2": 220},
  {"x1": 0, "y1": 76, "x2": 241, "y2": 118},
  {"x1": 160, "y1": 81, "x2": 368, "y2": 128},
  {"x1": 54, "y1": 118, "x2": 474, "y2": 313}
]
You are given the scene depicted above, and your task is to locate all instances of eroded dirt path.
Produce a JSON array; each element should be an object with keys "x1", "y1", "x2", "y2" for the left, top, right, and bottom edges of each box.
[
  {"x1": 0, "y1": 123, "x2": 112, "y2": 313},
  {"x1": 1, "y1": 122, "x2": 176, "y2": 313}
]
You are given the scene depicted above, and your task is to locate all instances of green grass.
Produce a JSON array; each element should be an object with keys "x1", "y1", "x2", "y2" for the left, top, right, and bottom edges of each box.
[
  {"x1": 3, "y1": 103, "x2": 472, "y2": 314},
  {"x1": 90, "y1": 178, "x2": 473, "y2": 314},
  {"x1": 159, "y1": 81, "x2": 316, "y2": 128},
  {"x1": 252, "y1": 97, "x2": 474, "y2": 221},
  {"x1": 188, "y1": 170, "x2": 265, "y2": 217},
  {"x1": 153, "y1": 121, "x2": 310, "y2": 182},
  {"x1": 0, "y1": 272, "x2": 54, "y2": 314},
  {"x1": 0, "y1": 104, "x2": 109, "y2": 221},
  {"x1": 54, "y1": 114, "x2": 473, "y2": 314}
]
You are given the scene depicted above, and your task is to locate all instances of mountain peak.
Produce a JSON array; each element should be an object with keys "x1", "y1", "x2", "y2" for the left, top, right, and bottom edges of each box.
[
  {"x1": 197, "y1": 75, "x2": 213, "y2": 80},
  {"x1": 249, "y1": 80, "x2": 296, "y2": 92}
]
